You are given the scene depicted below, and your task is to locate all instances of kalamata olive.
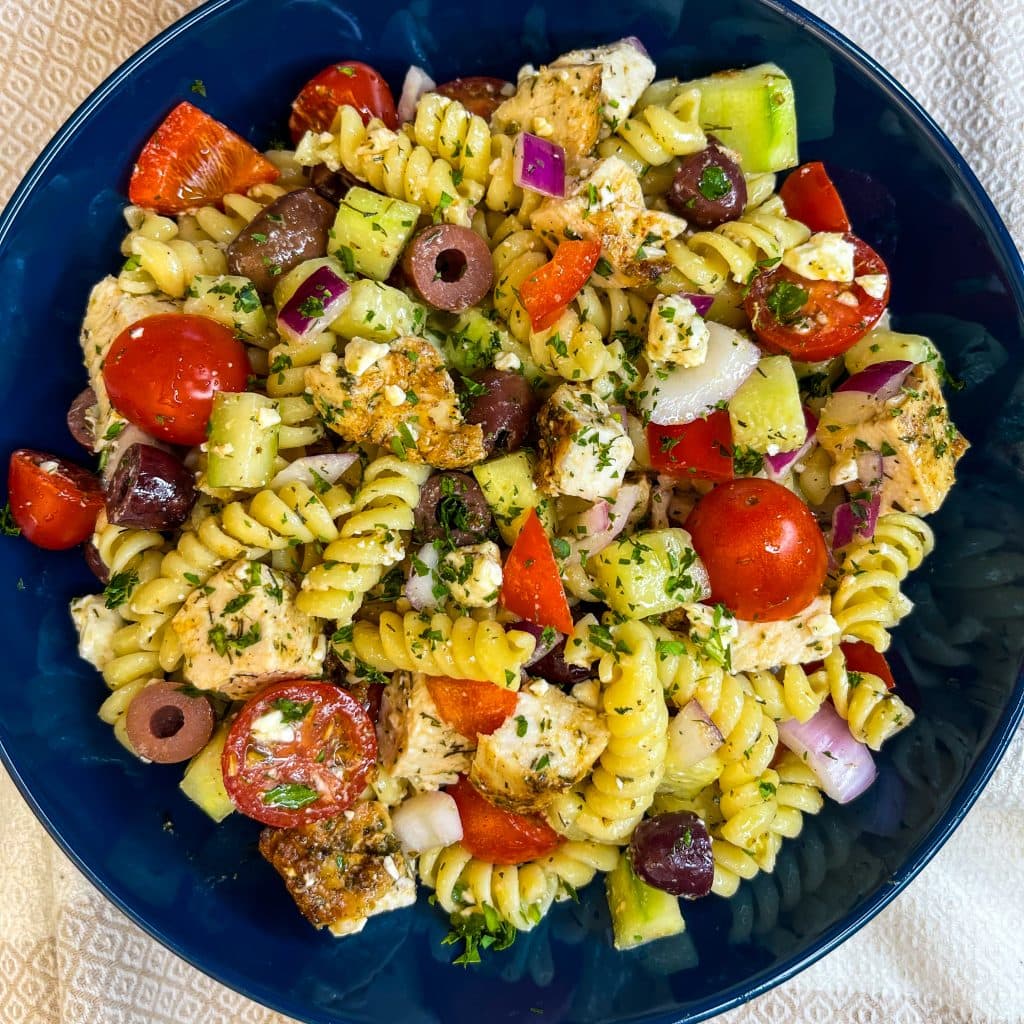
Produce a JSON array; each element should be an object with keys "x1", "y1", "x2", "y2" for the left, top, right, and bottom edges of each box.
[
  {"x1": 309, "y1": 163, "x2": 360, "y2": 205},
  {"x1": 517, "y1": 621, "x2": 590, "y2": 686},
  {"x1": 67, "y1": 387, "x2": 97, "y2": 450},
  {"x1": 629, "y1": 811, "x2": 714, "y2": 898},
  {"x1": 666, "y1": 138, "x2": 747, "y2": 228},
  {"x1": 464, "y1": 370, "x2": 536, "y2": 455},
  {"x1": 106, "y1": 444, "x2": 197, "y2": 530},
  {"x1": 414, "y1": 472, "x2": 493, "y2": 546},
  {"x1": 227, "y1": 187, "x2": 336, "y2": 295},
  {"x1": 124, "y1": 680, "x2": 215, "y2": 763},
  {"x1": 401, "y1": 224, "x2": 494, "y2": 312},
  {"x1": 83, "y1": 541, "x2": 108, "y2": 585}
]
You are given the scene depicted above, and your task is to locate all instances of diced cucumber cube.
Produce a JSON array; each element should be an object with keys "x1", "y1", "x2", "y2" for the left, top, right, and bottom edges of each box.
[
  {"x1": 332, "y1": 279, "x2": 426, "y2": 341},
  {"x1": 685, "y1": 63, "x2": 798, "y2": 172},
  {"x1": 472, "y1": 451, "x2": 554, "y2": 543},
  {"x1": 844, "y1": 330, "x2": 936, "y2": 375},
  {"x1": 331, "y1": 186, "x2": 420, "y2": 281},
  {"x1": 273, "y1": 256, "x2": 350, "y2": 311},
  {"x1": 206, "y1": 391, "x2": 280, "y2": 490},
  {"x1": 728, "y1": 355, "x2": 805, "y2": 453},
  {"x1": 184, "y1": 274, "x2": 269, "y2": 343},
  {"x1": 606, "y1": 853, "x2": 686, "y2": 951},
  {"x1": 443, "y1": 307, "x2": 546, "y2": 386},
  {"x1": 180, "y1": 722, "x2": 235, "y2": 822}
]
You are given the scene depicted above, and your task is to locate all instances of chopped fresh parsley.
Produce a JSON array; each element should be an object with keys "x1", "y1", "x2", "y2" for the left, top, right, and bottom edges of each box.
[
  {"x1": 0, "y1": 502, "x2": 21, "y2": 537},
  {"x1": 103, "y1": 570, "x2": 139, "y2": 609},
  {"x1": 442, "y1": 906, "x2": 516, "y2": 966},
  {"x1": 697, "y1": 164, "x2": 732, "y2": 201},
  {"x1": 273, "y1": 698, "x2": 314, "y2": 723},
  {"x1": 765, "y1": 280, "x2": 809, "y2": 324},
  {"x1": 262, "y1": 783, "x2": 319, "y2": 809}
]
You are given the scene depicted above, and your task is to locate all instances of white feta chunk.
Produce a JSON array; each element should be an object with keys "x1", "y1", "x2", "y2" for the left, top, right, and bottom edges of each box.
[
  {"x1": 344, "y1": 337, "x2": 391, "y2": 377},
  {"x1": 249, "y1": 709, "x2": 297, "y2": 746},
  {"x1": 493, "y1": 350, "x2": 522, "y2": 372},
  {"x1": 69, "y1": 595, "x2": 124, "y2": 671},
  {"x1": 782, "y1": 232, "x2": 856, "y2": 283},
  {"x1": 383, "y1": 384, "x2": 407, "y2": 406},
  {"x1": 441, "y1": 541, "x2": 503, "y2": 608},
  {"x1": 855, "y1": 273, "x2": 889, "y2": 299},
  {"x1": 646, "y1": 294, "x2": 710, "y2": 368}
]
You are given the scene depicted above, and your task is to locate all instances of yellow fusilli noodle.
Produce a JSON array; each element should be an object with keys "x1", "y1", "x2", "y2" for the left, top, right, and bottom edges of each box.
[
  {"x1": 333, "y1": 610, "x2": 535, "y2": 686},
  {"x1": 831, "y1": 512, "x2": 934, "y2": 651},
  {"x1": 294, "y1": 105, "x2": 479, "y2": 226},
  {"x1": 297, "y1": 456, "x2": 429, "y2": 621},
  {"x1": 177, "y1": 187, "x2": 290, "y2": 246},
  {"x1": 412, "y1": 93, "x2": 492, "y2": 185},
  {"x1": 747, "y1": 662, "x2": 828, "y2": 724},
  {"x1": 218, "y1": 480, "x2": 354, "y2": 551},
  {"x1": 546, "y1": 621, "x2": 668, "y2": 844}
]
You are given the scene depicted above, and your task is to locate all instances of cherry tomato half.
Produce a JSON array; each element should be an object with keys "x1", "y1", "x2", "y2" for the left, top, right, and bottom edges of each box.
[
  {"x1": 744, "y1": 234, "x2": 889, "y2": 362},
  {"x1": 447, "y1": 776, "x2": 562, "y2": 865},
  {"x1": 289, "y1": 61, "x2": 398, "y2": 142},
  {"x1": 647, "y1": 412, "x2": 734, "y2": 482},
  {"x1": 426, "y1": 677, "x2": 518, "y2": 738},
  {"x1": 779, "y1": 162, "x2": 851, "y2": 233},
  {"x1": 685, "y1": 478, "x2": 828, "y2": 621},
  {"x1": 7, "y1": 449, "x2": 104, "y2": 550},
  {"x1": 840, "y1": 641, "x2": 896, "y2": 690},
  {"x1": 223, "y1": 680, "x2": 377, "y2": 828},
  {"x1": 103, "y1": 313, "x2": 249, "y2": 446},
  {"x1": 435, "y1": 76, "x2": 512, "y2": 120}
]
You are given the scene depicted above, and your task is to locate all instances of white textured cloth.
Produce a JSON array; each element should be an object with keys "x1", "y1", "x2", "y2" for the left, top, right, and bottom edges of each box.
[{"x1": 1, "y1": 1, "x2": 1023, "y2": 1022}]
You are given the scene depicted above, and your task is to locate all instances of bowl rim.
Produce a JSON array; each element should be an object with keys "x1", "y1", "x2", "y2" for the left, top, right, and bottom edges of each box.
[{"x1": 1, "y1": 0, "x2": 1022, "y2": 1021}]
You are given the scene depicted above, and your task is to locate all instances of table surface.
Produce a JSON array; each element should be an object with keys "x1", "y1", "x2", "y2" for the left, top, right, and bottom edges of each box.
[{"x1": 0, "y1": 0, "x2": 1022, "y2": 1022}]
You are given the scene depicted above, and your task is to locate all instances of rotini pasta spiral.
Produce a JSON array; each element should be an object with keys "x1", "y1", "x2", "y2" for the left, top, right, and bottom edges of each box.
[
  {"x1": 419, "y1": 841, "x2": 619, "y2": 932},
  {"x1": 332, "y1": 611, "x2": 536, "y2": 686},
  {"x1": 574, "y1": 284, "x2": 649, "y2": 344},
  {"x1": 219, "y1": 480, "x2": 354, "y2": 551},
  {"x1": 297, "y1": 456, "x2": 430, "y2": 621},
  {"x1": 820, "y1": 646, "x2": 915, "y2": 750},
  {"x1": 747, "y1": 662, "x2": 828, "y2": 724},
  {"x1": 92, "y1": 516, "x2": 164, "y2": 578},
  {"x1": 412, "y1": 93, "x2": 492, "y2": 185},
  {"x1": 831, "y1": 512, "x2": 934, "y2": 651},
  {"x1": 176, "y1": 186, "x2": 290, "y2": 246},
  {"x1": 295, "y1": 106, "x2": 479, "y2": 226},
  {"x1": 612, "y1": 89, "x2": 706, "y2": 166},
  {"x1": 264, "y1": 332, "x2": 335, "y2": 454},
  {"x1": 546, "y1": 621, "x2": 668, "y2": 844},
  {"x1": 119, "y1": 215, "x2": 227, "y2": 299},
  {"x1": 484, "y1": 133, "x2": 525, "y2": 214}
]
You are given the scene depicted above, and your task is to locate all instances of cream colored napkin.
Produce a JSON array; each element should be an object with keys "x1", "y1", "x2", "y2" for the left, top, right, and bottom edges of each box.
[{"x1": 1, "y1": 1, "x2": 1022, "y2": 1021}]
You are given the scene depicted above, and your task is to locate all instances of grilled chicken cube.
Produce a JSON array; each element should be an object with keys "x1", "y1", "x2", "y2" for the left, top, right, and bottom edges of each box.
[
  {"x1": 470, "y1": 679, "x2": 609, "y2": 814},
  {"x1": 377, "y1": 671, "x2": 474, "y2": 791},
  {"x1": 535, "y1": 383, "x2": 634, "y2": 500},
  {"x1": 259, "y1": 801, "x2": 416, "y2": 936},
  {"x1": 170, "y1": 558, "x2": 326, "y2": 699},
  {"x1": 305, "y1": 337, "x2": 487, "y2": 469},
  {"x1": 493, "y1": 63, "x2": 603, "y2": 162},
  {"x1": 550, "y1": 39, "x2": 657, "y2": 136},
  {"x1": 530, "y1": 157, "x2": 686, "y2": 287},
  {"x1": 817, "y1": 363, "x2": 969, "y2": 515}
]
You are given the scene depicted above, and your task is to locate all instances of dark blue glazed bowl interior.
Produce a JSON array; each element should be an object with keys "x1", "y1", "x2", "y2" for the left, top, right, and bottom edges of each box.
[{"x1": 1, "y1": 0, "x2": 1023, "y2": 1021}]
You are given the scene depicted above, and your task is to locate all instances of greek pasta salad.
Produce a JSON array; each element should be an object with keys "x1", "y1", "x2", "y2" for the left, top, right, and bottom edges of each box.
[{"x1": 5, "y1": 39, "x2": 969, "y2": 961}]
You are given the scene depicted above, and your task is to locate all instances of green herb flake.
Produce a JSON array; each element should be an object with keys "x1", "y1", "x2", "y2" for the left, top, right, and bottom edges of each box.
[{"x1": 262, "y1": 783, "x2": 319, "y2": 809}]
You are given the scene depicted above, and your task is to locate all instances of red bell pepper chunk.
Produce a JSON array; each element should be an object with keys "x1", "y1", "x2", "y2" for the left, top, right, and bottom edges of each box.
[
  {"x1": 647, "y1": 412, "x2": 734, "y2": 482},
  {"x1": 425, "y1": 677, "x2": 518, "y2": 738},
  {"x1": 501, "y1": 508, "x2": 574, "y2": 635},
  {"x1": 779, "y1": 162, "x2": 851, "y2": 233},
  {"x1": 518, "y1": 239, "x2": 602, "y2": 332}
]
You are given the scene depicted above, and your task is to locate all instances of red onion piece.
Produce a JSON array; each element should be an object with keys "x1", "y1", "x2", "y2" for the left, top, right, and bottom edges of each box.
[
  {"x1": 100, "y1": 424, "x2": 168, "y2": 483},
  {"x1": 513, "y1": 132, "x2": 566, "y2": 198},
  {"x1": 764, "y1": 407, "x2": 819, "y2": 482},
  {"x1": 277, "y1": 266, "x2": 351, "y2": 342},
  {"x1": 563, "y1": 483, "x2": 641, "y2": 564},
  {"x1": 681, "y1": 292, "x2": 714, "y2": 318},
  {"x1": 651, "y1": 476, "x2": 674, "y2": 529},
  {"x1": 620, "y1": 35, "x2": 650, "y2": 57},
  {"x1": 667, "y1": 700, "x2": 724, "y2": 768},
  {"x1": 515, "y1": 619, "x2": 563, "y2": 666},
  {"x1": 779, "y1": 702, "x2": 877, "y2": 803},
  {"x1": 398, "y1": 65, "x2": 436, "y2": 124},
  {"x1": 405, "y1": 542, "x2": 441, "y2": 611},
  {"x1": 391, "y1": 791, "x2": 463, "y2": 852},
  {"x1": 856, "y1": 451, "x2": 883, "y2": 488},
  {"x1": 832, "y1": 492, "x2": 881, "y2": 549},
  {"x1": 837, "y1": 360, "x2": 913, "y2": 400},
  {"x1": 269, "y1": 452, "x2": 358, "y2": 490}
]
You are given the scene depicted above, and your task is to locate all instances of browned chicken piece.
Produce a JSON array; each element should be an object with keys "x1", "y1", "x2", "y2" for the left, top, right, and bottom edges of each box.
[
  {"x1": 492, "y1": 64, "x2": 603, "y2": 162},
  {"x1": 259, "y1": 801, "x2": 417, "y2": 936},
  {"x1": 304, "y1": 337, "x2": 486, "y2": 469},
  {"x1": 817, "y1": 362, "x2": 969, "y2": 515}
]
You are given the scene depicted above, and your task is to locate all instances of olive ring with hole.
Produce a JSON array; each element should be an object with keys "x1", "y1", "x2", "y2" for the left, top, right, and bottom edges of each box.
[
  {"x1": 124, "y1": 680, "x2": 215, "y2": 763},
  {"x1": 401, "y1": 224, "x2": 494, "y2": 312}
]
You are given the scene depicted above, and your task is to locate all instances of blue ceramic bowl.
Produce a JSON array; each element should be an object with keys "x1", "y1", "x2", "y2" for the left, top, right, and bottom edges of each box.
[{"x1": 2, "y1": 0, "x2": 1023, "y2": 1021}]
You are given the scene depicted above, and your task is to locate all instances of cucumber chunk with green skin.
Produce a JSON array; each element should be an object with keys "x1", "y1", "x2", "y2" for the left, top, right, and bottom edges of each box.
[
  {"x1": 272, "y1": 256, "x2": 350, "y2": 311},
  {"x1": 844, "y1": 330, "x2": 936, "y2": 374},
  {"x1": 206, "y1": 392, "x2": 280, "y2": 490},
  {"x1": 606, "y1": 852, "x2": 686, "y2": 951},
  {"x1": 184, "y1": 274, "x2": 269, "y2": 343},
  {"x1": 442, "y1": 307, "x2": 545, "y2": 385},
  {"x1": 330, "y1": 186, "x2": 420, "y2": 281},
  {"x1": 180, "y1": 721, "x2": 234, "y2": 822},
  {"x1": 472, "y1": 451, "x2": 554, "y2": 543},
  {"x1": 331, "y1": 279, "x2": 426, "y2": 341},
  {"x1": 685, "y1": 63, "x2": 798, "y2": 173},
  {"x1": 729, "y1": 354, "x2": 805, "y2": 453}
]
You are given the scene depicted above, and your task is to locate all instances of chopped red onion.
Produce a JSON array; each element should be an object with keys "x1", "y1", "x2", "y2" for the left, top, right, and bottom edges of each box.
[
  {"x1": 620, "y1": 35, "x2": 650, "y2": 57},
  {"x1": 831, "y1": 492, "x2": 881, "y2": 549},
  {"x1": 563, "y1": 483, "x2": 641, "y2": 564},
  {"x1": 397, "y1": 65, "x2": 436, "y2": 124},
  {"x1": 515, "y1": 620, "x2": 563, "y2": 666},
  {"x1": 779, "y1": 702, "x2": 877, "y2": 804},
  {"x1": 681, "y1": 292, "x2": 714, "y2": 318},
  {"x1": 277, "y1": 266, "x2": 351, "y2": 343},
  {"x1": 764, "y1": 407, "x2": 819, "y2": 482},
  {"x1": 101, "y1": 424, "x2": 167, "y2": 483},
  {"x1": 837, "y1": 360, "x2": 913, "y2": 401},
  {"x1": 405, "y1": 542, "x2": 441, "y2": 611},
  {"x1": 856, "y1": 451, "x2": 883, "y2": 488},
  {"x1": 513, "y1": 132, "x2": 566, "y2": 198},
  {"x1": 269, "y1": 452, "x2": 358, "y2": 490},
  {"x1": 667, "y1": 700, "x2": 724, "y2": 768},
  {"x1": 392, "y1": 791, "x2": 463, "y2": 852}
]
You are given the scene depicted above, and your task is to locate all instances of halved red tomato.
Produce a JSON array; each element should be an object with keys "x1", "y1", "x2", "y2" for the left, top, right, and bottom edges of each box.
[
  {"x1": 7, "y1": 449, "x2": 103, "y2": 550},
  {"x1": 779, "y1": 162, "x2": 851, "y2": 233},
  {"x1": 435, "y1": 76, "x2": 511, "y2": 120},
  {"x1": 128, "y1": 102, "x2": 279, "y2": 215},
  {"x1": 744, "y1": 234, "x2": 889, "y2": 362},
  {"x1": 447, "y1": 776, "x2": 562, "y2": 865},
  {"x1": 223, "y1": 681, "x2": 376, "y2": 828},
  {"x1": 289, "y1": 61, "x2": 398, "y2": 142}
]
